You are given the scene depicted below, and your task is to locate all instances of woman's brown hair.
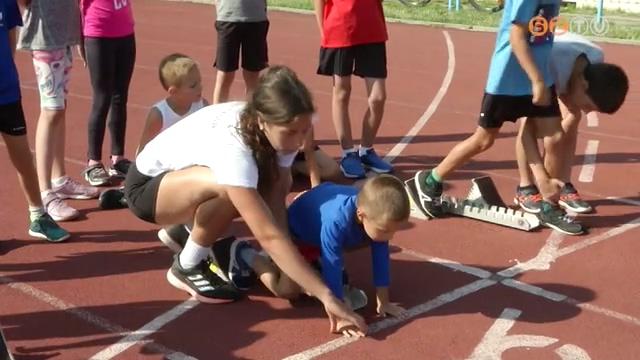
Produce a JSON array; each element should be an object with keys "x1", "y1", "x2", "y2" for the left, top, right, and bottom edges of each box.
[{"x1": 239, "y1": 66, "x2": 314, "y2": 193}]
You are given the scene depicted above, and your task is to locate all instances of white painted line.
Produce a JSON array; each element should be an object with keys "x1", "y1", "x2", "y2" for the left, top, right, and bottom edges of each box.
[
  {"x1": 500, "y1": 279, "x2": 568, "y2": 302},
  {"x1": 555, "y1": 344, "x2": 591, "y2": 360},
  {"x1": 569, "y1": 300, "x2": 640, "y2": 327},
  {"x1": 383, "y1": 30, "x2": 455, "y2": 163},
  {"x1": 0, "y1": 275, "x2": 195, "y2": 359},
  {"x1": 586, "y1": 112, "x2": 599, "y2": 127},
  {"x1": 282, "y1": 279, "x2": 496, "y2": 360},
  {"x1": 399, "y1": 247, "x2": 494, "y2": 279},
  {"x1": 498, "y1": 231, "x2": 565, "y2": 278},
  {"x1": 90, "y1": 299, "x2": 199, "y2": 360},
  {"x1": 606, "y1": 196, "x2": 640, "y2": 207},
  {"x1": 468, "y1": 308, "x2": 558, "y2": 360},
  {"x1": 557, "y1": 216, "x2": 640, "y2": 257},
  {"x1": 578, "y1": 140, "x2": 599, "y2": 183}
]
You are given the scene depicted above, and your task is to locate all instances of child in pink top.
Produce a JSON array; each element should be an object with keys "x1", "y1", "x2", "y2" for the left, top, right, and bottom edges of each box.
[{"x1": 80, "y1": 0, "x2": 136, "y2": 187}]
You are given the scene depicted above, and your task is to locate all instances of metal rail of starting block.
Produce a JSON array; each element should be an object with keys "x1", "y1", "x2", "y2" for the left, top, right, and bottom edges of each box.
[
  {"x1": 1, "y1": 324, "x2": 14, "y2": 360},
  {"x1": 405, "y1": 176, "x2": 541, "y2": 231}
]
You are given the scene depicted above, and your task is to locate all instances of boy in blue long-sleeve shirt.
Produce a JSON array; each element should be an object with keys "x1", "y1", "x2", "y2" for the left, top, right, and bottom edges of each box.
[{"x1": 232, "y1": 174, "x2": 410, "y2": 322}]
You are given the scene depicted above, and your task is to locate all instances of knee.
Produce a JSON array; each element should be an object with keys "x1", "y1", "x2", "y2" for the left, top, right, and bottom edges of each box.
[
  {"x1": 368, "y1": 91, "x2": 386, "y2": 110},
  {"x1": 474, "y1": 133, "x2": 495, "y2": 152},
  {"x1": 333, "y1": 84, "x2": 351, "y2": 102}
]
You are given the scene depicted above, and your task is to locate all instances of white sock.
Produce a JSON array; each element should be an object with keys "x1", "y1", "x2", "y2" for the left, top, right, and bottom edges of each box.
[
  {"x1": 28, "y1": 206, "x2": 45, "y2": 222},
  {"x1": 359, "y1": 146, "x2": 372, "y2": 156},
  {"x1": 342, "y1": 147, "x2": 357, "y2": 157},
  {"x1": 179, "y1": 236, "x2": 210, "y2": 269},
  {"x1": 41, "y1": 190, "x2": 54, "y2": 199},
  {"x1": 51, "y1": 176, "x2": 68, "y2": 188}
]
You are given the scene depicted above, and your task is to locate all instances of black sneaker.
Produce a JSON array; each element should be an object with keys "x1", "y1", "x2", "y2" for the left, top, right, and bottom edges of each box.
[
  {"x1": 158, "y1": 225, "x2": 190, "y2": 253},
  {"x1": 211, "y1": 237, "x2": 257, "y2": 291},
  {"x1": 413, "y1": 170, "x2": 444, "y2": 218},
  {"x1": 166, "y1": 255, "x2": 241, "y2": 303},
  {"x1": 109, "y1": 159, "x2": 132, "y2": 178},
  {"x1": 559, "y1": 183, "x2": 592, "y2": 214},
  {"x1": 83, "y1": 163, "x2": 111, "y2": 186},
  {"x1": 538, "y1": 201, "x2": 585, "y2": 235},
  {"x1": 98, "y1": 188, "x2": 128, "y2": 210},
  {"x1": 514, "y1": 185, "x2": 544, "y2": 213}
]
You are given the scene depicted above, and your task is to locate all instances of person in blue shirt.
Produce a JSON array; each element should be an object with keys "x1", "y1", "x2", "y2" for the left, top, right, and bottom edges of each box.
[
  {"x1": 0, "y1": 0, "x2": 68, "y2": 242},
  {"x1": 229, "y1": 174, "x2": 409, "y2": 333},
  {"x1": 411, "y1": 0, "x2": 584, "y2": 235}
]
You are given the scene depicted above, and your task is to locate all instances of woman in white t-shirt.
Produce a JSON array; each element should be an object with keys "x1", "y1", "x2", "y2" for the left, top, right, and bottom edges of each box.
[{"x1": 124, "y1": 66, "x2": 366, "y2": 335}]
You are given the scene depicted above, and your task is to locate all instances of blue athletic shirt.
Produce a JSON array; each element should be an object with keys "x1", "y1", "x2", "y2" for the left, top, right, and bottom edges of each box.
[
  {"x1": 287, "y1": 183, "x2": 390, "y2": 300},
  {"x1": 485, "y1": 0, "x2": 560, "y2": 96},
  {"x1": 0, "y1": 0, "x2": 22, "y2": 105}
]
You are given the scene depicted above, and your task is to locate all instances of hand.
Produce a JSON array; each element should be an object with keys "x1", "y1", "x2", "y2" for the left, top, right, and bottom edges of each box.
[
  {"x1": 377, "y1": 302, "x2": 406, "y2": 318},
  {"x1": 76, "y1": 45, "x2": 87, "y2": 68},
  {"x1": 335, "y1": 318, "x2": 366, "y2": 338},
  {"x1": 532, "y1": 80, "x2": 551, "y2": 106},
  {"x1": 538, "y1": 177, "x2": 564, "y2": 202},
  {"x1": 321, "y1": 294, "x2": 368, "y2": 337}
]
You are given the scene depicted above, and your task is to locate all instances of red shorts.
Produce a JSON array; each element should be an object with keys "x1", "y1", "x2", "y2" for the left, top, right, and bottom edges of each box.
[{"x1": 296, "y1": 242, "x2": 320, "y2": 263}]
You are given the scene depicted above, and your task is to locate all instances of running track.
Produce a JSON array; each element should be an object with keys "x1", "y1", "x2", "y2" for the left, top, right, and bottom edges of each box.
[{"x1": 1, "y1": 1, "x2": 640, "y2": 359}]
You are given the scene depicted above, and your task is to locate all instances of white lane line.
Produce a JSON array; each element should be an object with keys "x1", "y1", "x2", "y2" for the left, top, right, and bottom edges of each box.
[
  {"x1": 578, "y1": 140, "x2": 599, "y2": 183},
  {"x1": 282, "y1": 279, "x2": 497, "y2": 360},
  {"x1": 89, "y1": 299, "x2": 199, "y2": 360},
  {"x1": 383, "y1": 30, "x2": 455, "y2": 163},
  {"x1": 586, "y1": 112, "x2": 599, "y2": 127},
  {"x1": 605, "y1": 196, "x2": 640, "y2": 207},
  {"x1": 498, "y1": 231, "x2": 565, "y2": 278},
  {"x1": 0, "y1": 275, "x2": 194, "y2": 359}
]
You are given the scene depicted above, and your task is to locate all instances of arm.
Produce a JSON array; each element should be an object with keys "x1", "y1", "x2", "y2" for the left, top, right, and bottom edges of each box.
[
  {"x1": 371, "y1": 241, "x2": 404, "y2": 316},
  {"x1": 313, "y1": 0, "x2": 325, "y2": 37},
  {"x1": 136, "y1": 107, "x2": 163, "y2": 156},
  {"x1": 9, "y1": 29, "x2": 16, "y2": 58},
  {"x1": 320, "y1": 225, "x2": 346, "y2": 300},
  {"x1": 510, "y1": 23, "x2": 550, "y2": 106},
  {"x1": 303, "y1": 128, "x2": 322, "y2": 188},
  {"x1": 225, "y1": 186, "x2": 367, "y2": 334}
]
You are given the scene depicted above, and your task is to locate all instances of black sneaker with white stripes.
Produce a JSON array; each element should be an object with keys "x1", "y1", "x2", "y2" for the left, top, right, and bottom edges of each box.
[
  {"x1": 166, "y1": 255, "x2": 241, "y2": 303},
  {"x1": 211, "y1": 236, "x2": 257, "y2": 291}
]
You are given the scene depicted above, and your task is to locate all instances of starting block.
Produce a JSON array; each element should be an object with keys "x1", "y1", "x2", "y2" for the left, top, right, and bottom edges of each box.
[
  {"x1": 405, "y1": 176, "x2": 541, "y2": 231},
  {"x1": 1, "y1": 324, "x2": 13, "y2": 360}
]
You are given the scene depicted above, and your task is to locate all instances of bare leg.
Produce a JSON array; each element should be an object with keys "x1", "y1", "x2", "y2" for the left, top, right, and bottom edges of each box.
[
  {"x1": 433, "y1": 126, "x2": 500, "y2": 179},
  {"x1": 332, "y1": 76, "x2": 354, "y2": 150},
  {"x1": 242, "y1": 69, "x2": 260, "y2": 100},
  {"x1": 35, "y1": 109, "x2": 65, "y2": 191},
  {"x1": 212, "y1": 70, "x2": 236, "y2": 104},
  {"x1": 2, "y1": 134, "x2": 43, "y2": 207},
  {"x1": 360, "y1": 78, "x2": 386, "y2": 148}
]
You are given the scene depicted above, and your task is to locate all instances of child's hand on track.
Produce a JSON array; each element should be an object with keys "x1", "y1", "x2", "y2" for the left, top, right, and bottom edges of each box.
[
  {"x1": 335, "y1": 319, "x2": 366, "y2": 338},
  {"x1": 377, "y1": 302, "x2": 406, "y2": 318}
]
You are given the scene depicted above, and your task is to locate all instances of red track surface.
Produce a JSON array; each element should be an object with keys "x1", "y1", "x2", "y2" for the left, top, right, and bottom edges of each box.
[{"x1": 1, "y1": 1, "x2": 640, "y2": 359}]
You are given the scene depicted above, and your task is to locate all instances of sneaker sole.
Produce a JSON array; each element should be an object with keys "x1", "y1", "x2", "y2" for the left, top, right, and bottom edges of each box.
[
  {"x1": 49, "y1": 212, "x2": 80, "y2": 222},
  {"x1": 56, "y1": 193, "x2": 100, "y2": 200},
  {"x1": 362, "y1": 164, "x2": 393, "y2": 174},
  {"x1": 412, "y1": 171, "x2": 441, "y2": 218},
  {"x1": 513, "y1": 198, "x2": 542, "y2": 214},
  {"x1": 558, "y1": 200, "x2": 592, "y2": 214},
  {"x1": 339, "y1": 165, "x2": 366, "y2": 179},
  {"x1": 541, "y1": 222, "x2": 584, "y2": 236},
  {"x1": 166, "y1": 269, "x2": 236, "y2": 304},
  {"x1": 84, "y1": 177, "x2": 111, "y2": 187},
  {"x1": 158, "y1": 229, "x2": 184, "y2": 253},
  {"x1": 28, "y1": 229, "x2": 70, "y2": 243}
]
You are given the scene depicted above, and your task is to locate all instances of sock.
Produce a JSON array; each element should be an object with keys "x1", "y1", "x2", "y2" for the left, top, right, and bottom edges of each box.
[
  {"x1": 425, "y1": 170, "x2": 442, "y2": 187},
  {"x1": 179, "y1": 236, "x2": 210, "y2": 269},
  {"x1": 239, "y1": 246, "x2": 258, "y2": 267},
  {"x1": 88, "y1": 159, "x2": 101, "y2": 167},
  {"x1": 52, "y1": 176, "x2": 68, "y2": 188},
  {"x1": 111, "y1": 155, "x2": 124, "y2": 165},
  {"x1": 342, "y1": 147, "x2": 357, "y2": 157},
  {"x1": 29, "y1": 206, "x2": 45, "y2": 222},
  {"x1": 358, "y1": 146, "x2": 372, "y2": 157},
  {"x1": 41, "y1": 189, "x2": 54, "y2": 199}
]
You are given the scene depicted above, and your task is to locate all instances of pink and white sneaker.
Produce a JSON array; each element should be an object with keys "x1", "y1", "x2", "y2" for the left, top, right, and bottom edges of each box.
[
  {"x1": 42, "y1": 191, "x2": 80, "y2": 222},
  {"x1": 53, "y1": 176, "x2": 100, "y2": 200}
]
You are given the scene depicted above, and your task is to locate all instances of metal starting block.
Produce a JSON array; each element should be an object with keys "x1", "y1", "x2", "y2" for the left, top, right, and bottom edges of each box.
[
  {"x1": 1, "y1": 324, "x2": 14, "y2": 360},
  {"x1": 404, "y1": 176, "x2": 541, "y2": 231}
]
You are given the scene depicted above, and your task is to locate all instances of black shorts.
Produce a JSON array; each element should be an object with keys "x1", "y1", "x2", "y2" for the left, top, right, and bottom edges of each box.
[
  {"x1": 478, "y1": 87, "x2": 561, "y2": 128},
  {"x1": 0, "y1": 100, "x2": 27, "y2": 136},
  {"x1": 317, "y1": 42, "x2": 387, "y2": 79},
  {"x1": 214, "y1": 20, "x2": 269, "y2": 72},
  {"x1": 124, "y1": 163, "x2": 168, "y2": 223}
]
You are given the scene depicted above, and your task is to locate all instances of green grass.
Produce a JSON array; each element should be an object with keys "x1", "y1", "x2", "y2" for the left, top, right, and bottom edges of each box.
[{"x1": 268, "y1": 0, "x2": 640, "y2": 42}]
